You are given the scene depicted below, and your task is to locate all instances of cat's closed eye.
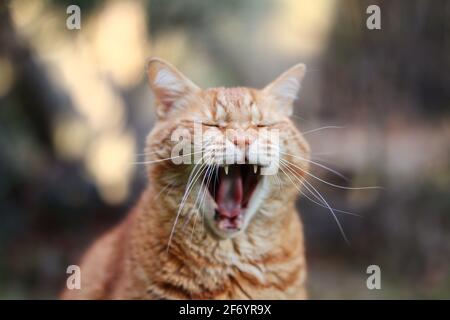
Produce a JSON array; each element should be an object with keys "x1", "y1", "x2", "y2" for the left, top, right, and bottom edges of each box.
[
  {"x1": 256, "y1": 121, "x2": 285, "y2": 127},
  {"x1": 203, "y1": 123, "x2": 220, "y2": 127}
]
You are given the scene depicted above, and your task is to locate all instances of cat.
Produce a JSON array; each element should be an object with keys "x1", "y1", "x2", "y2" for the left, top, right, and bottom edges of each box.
[{"x1": 61, "y1": 58, "x2": 310, "y2": 299}]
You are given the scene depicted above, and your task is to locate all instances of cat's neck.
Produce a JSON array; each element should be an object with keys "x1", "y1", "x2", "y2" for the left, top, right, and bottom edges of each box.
[{"x1": 134, "y1": 187, "x2": 299, "y2": 262}]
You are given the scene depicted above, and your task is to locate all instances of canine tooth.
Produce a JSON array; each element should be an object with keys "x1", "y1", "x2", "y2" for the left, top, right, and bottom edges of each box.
[
  {"x1": 253, "y1": 165, "x2": 258, "y2": 174},
  {"x1": 224, "y1": 166, "x2": 229, "y2": 175}
]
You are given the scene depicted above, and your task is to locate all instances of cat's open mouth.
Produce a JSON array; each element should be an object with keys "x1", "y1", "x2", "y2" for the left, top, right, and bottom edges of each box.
[{"x1": 206, "y1": 164, "x2": 262, "y2": 232}]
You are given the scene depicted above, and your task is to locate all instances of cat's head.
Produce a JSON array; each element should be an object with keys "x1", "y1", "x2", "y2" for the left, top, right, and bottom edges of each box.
[{"x1": 145, "y1": 58, "x2": 310, "y2": 239}]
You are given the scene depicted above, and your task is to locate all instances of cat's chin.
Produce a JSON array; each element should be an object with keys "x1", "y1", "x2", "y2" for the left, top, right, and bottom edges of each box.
[
  {"x1": 206, "y1": 218, "x2": 244, "y2": 239},
  {"x1": 203, "y1": 208, "x2": 248, "y2": 239}
]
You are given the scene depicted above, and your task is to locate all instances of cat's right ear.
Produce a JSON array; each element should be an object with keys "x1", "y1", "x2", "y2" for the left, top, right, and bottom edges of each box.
[
  {"x1": 262, "y1": 63, "x2": 306, "y2": 116},
  {"x1": 147, "y1": 58, "x2": 200, "y2": 118}
]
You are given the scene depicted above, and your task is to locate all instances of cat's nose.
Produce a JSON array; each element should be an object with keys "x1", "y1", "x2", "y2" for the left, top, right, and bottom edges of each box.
[
  {"x1": 232, "y1": 136, "x2": 248, "y2": 146},
  {"x1": 232, "y1": 134, "x2": 255, "y2": 146}
]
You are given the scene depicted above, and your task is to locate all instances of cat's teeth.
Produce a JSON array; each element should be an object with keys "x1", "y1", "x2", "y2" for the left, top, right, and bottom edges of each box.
[
  {"x1": 224, "y1": 166, "x2": 229, "y2": 175},
  {"x1": 253, "y1": 165, "x2": 258, "y2": 174}
]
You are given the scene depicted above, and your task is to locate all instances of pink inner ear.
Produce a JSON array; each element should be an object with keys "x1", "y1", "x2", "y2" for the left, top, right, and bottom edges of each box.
[
  {"x1": 150, "y1": 66, "x2": 199, "y2": 112},
  {"x1": 159, "y1": 90, "x2": 182, "y2": 107},
  {"x1": 153, "y1": 87, "x2": 188, "y2": 113}
]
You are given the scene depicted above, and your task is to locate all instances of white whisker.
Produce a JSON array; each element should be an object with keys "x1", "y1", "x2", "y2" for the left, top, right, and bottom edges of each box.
[
  {"x1": 280, "y1": 163, "x2": 360, "y2": 216},
  {"x1": 166, "y1": 150, "x2": 213, "y2": 251},
  {"x1": 301, "y1": 126, "x2": 345, "y2": 135},
  {"x1": 281, "y1": 158, "x2": 381, "y2": 190},
  {"x1": 280, "y1": 162, "x2": 350, "y2": 245},
  {"x1": 133, "y1": 151, "x2": 203, "y2": 165},
  {"x1": 301, "y1": 177, "x2": 350, "y2": 245},
  {"x1": 279, "y1": 150, "x2": 349, "y2": 181}
]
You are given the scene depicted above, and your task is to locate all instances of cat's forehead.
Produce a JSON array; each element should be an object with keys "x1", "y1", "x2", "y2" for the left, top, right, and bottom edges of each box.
[
  {"x1": 202, "y1": 87, "x2": 261, "y2": 123},
  {"x1": 203, "y1": 87, "x2": 261, "y2": 124},
  {"x1": 212, "y1": 87, "x2": 255, "y2": 108}
]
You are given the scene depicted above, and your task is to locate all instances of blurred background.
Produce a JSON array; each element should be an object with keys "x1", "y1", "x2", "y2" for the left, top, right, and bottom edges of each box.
[{"x1": 0, "y1": 0, "x2": 449, "y2": 299}]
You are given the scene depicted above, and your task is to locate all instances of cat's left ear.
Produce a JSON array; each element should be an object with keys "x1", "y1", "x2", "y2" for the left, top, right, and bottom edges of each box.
[
  {"x1": 263, "y1": 63, "x2": 306, "y2": 116},
  {"x1": 147, "y1": 58, "x2": 200, "y2": 118}
]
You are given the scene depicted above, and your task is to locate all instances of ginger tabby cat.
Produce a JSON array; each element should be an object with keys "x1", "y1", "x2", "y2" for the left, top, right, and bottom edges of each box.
[{"x1": 61, "y1": 58, "x2": 310, "y2": 299}]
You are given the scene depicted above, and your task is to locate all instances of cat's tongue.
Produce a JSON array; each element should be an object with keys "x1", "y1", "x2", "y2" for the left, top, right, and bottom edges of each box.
[{"x1": 216, "y1": 167, "x2": 243, "y2": 219}]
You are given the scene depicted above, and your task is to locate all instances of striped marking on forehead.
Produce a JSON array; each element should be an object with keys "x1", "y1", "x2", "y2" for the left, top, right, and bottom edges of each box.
[
  {"x1": 204, "y1": 87, "x2": 261, "y2": 123},
  {"x1": 215, "y1": 87, "x2": 253, "y2": 109}
]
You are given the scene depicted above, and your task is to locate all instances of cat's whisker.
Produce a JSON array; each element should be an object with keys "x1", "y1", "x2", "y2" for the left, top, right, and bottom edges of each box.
[
  {"x1": 259, "y1": 142, "x2": 344, "y2": 180},
  {"x1": 176, "y1": 143, "x2": 216, "y2": 214},
  {"x1": 203, "y1": 165, "x2": 220, "y2": 234},
  {"x1": 280, "y1": 157, "x2": 381, "y2": 190},
  {"x1": 178, "y1": 142, "x2": 216, "y2": 217},
  {"x1": 278, "y1": 150, "x2": 349, "y2": 181},
  {"x1": 290, "y1": 113, "x2": 306, "y2": 121},
  {"x1": 269, "y1": 173, "x2": 282, "y2": 192},
  {"x1": 280, "y1": 162, "x2": 360, "y2": 217},
  {"x1": 134, "y1": 149, "x2": 167, "y2": 157},
  {"x1": 301, "y1": 126, "x2": 345, "y2": 135},
  {"x1": 190, "y1": 163, "x2": 217, "y2": 239},
  {"x1": 190, "y1": 209, "x2": 199, "y2": 241},
  {"x1": 133, "y1": 151, "x2": 204, "y2": 165},
  {"x1": 166, "y1": 151, "x2": 212, "y2": 219},
  {"x1": 166, "y1": 151, "x2": 214, "y2": 251},
  {"x1": 199, "y1": 163, "x2": 216, "y2": 213},
  {"x1": 185, "y1": 158, "x2": 215, "y2": 230},
  {"x1": 191, "y1": 165, "x2": 219, "y2": 238},
  {"x1": 144, "y1": 145, "x2": 216, "y2": 250},
  {"x1": 188, "y1": 169, "x2": 210, "y2": 241},
  {"x1": 273, "y1": 126, "x2": 342, "y2": 145},
  {"x1": 309, "y1": 155, "x2": 338, "y2": 165},
  {"x1": 301, "y1": 177, "x2": 350, "y2": 245},
  {"x1": 279, "y1": 163, "x2": 350, "y2": 245},
  {"x1": 310, "y1": 151, "x2": 335, "y2": 157},
  {"x1": 177, "y1": 155, "x2": 213, "y2": 219},
  {"x1": 278, "y1": 164, "x2": 304, "y2": 196}
]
